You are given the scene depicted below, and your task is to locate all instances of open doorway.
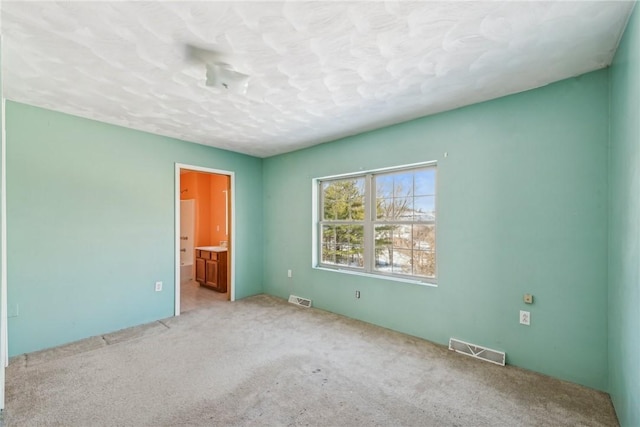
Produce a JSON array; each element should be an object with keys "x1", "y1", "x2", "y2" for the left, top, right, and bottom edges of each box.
[{"x1": 174, "y1": 164, "x2": 234, "y2": 315}]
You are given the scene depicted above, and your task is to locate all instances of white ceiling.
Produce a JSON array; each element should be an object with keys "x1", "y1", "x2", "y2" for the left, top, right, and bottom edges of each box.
[{"x1": 2, "y1": 1, "x2": 635, "y2": 158}]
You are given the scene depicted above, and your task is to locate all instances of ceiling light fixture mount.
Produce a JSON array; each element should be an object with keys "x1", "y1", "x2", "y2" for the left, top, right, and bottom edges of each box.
[
  {"x1": 186, "y1": 44, "x2": 250, "y2": 95},
  {"x1": 205, "y1": 63, "x2": 249, "y2": 95}
]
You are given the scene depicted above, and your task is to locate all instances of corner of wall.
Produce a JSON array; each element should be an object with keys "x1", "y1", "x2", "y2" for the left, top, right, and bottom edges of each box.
[{"x1": 607, "y1": 3, "x2": 640, "y2": 425}]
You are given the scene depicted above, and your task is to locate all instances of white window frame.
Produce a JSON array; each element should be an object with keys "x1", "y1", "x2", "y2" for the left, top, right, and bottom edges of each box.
[{"x1": 312, "y1": 161, "x2": 437, "y2": 286}]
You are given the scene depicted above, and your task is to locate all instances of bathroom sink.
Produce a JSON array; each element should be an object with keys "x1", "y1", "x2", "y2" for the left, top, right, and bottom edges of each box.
[{"x1": 195, "y1": 246, "x2": 227, "y2": 252}]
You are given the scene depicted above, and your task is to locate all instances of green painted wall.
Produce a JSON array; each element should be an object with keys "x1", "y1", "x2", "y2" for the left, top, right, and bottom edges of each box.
[
  {"x1": 6, "y1": 24, "x2": 636, "y2": 412},
  {"x1": 608, "y1": 4, "x2": 640, "y2": 426},
  {"x1": 263, "y1": 70, "x2": 610, "y2": 390},
  {"x1": 0, "y1": 37, "x2": 5, "y2": 391},
  {"x1": 6, "y1": 101, "x2": 263, "y2": 356}
]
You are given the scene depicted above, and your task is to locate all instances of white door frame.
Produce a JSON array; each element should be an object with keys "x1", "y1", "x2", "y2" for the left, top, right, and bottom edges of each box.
[{"x1": 174, "y1": 163, "x2": 236, "y2": 316}]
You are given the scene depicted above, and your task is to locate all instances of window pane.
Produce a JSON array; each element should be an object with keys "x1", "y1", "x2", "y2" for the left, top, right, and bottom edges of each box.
[
  {"x1": 322, "y1": 178, "x2": 365, "y2": 220},
  {"x1": 321, "y1": 225, "x2": 337, "y2": 265},
  {"x1": 373, "y1": 223, "x2": 436, "y2": 278},
  {"x1": 377, "y1": 196, "x2": 417, "y2": 220},
  {"x1": 414, "y1": 196, "x2": 435, "y2": 221},
  {"x1": 394, "y1": 249, "x2": 413, "y2": 275},
  {"x1": 393, "y1": 173, "x2": 413, "y2": 197},
  {"x1": 374, "y1": 252, "x2": 391, "y2": 272},
  {"x1": 374, "y1": 224, "x2": 393, "y2": 271},
  {"x1": 413, "y1": 224, "x2": 436, "y2": 278},
  {"x1": 376, "y1": 168, "x2": 435, "y2": 222},
  {"x1": 394, "y1": 197, "x2": 413, "y2": 219},
  {"x1": 376, "y1": 197, "x2": 393, "y2": 220},
  {"x1": 321, "y1": 225, "x2": 364, "y2": 268},
  {"x1": 376, "y1": 175, "x2": 394, "y2": 199},
  {"x1": 376, "y1": 171, "x2": 404, "y2": 220},
  {"x1": 413, "y1": 224, "x2": 435, "y2": 251},
  {"x1": 375, "y1": 225, "x2": 413, "y2": 275},
  {"x1": 374, "y1": 224, "x2": 394, "y2": 246},
  {"x1": 413, "y1": 250, "x2": 435, "y2": 278},
  {"x1": 394, "y1": 224, "x2": 412, "y2": 249},
  {"x1": 414, "y1": 169, "x2": 436, "y2": 196}
]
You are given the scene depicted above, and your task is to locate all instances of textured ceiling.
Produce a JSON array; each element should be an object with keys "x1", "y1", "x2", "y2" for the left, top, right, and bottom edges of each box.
[{"x1": 2, "y1": 1, "x2": 635, "y2": 157}]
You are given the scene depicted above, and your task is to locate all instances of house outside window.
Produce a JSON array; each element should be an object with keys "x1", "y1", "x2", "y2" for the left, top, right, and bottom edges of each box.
[{"x1": 317, "y1": 163, "x2": 436, "y2": 283}]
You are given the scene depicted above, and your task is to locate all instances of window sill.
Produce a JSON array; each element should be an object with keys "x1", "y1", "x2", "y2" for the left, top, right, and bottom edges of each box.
[{"x1": 313, "y1": 266, "x2": 438, "y2": 287}]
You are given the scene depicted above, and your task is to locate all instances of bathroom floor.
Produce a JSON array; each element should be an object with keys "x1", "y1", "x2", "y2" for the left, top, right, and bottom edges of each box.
[{"x1": 180, "y1": 279, "x2": 228, "y2": 313}]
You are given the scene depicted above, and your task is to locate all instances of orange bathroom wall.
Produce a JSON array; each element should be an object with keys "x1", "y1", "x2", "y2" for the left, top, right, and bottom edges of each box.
[
  {"x1": 209, "y1": 174, "x2": 229, "y2": 246},
  {"x1": 195, "y1": 173, "x2": 212, "y2": 247},
  {"x1": 180, "y1": 172, "x2": 196, "y2": 201},
  {"x1": 180, "y1": 171, "x2": 229, "y2": 248}
]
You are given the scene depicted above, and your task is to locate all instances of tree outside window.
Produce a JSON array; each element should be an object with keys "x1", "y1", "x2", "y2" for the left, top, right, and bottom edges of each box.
[
  {"x1": 321, "y1": 178, "x2": 365, "y2": 268},
  {"x1": 318, "y1": 164, "x2": 436, "y2": 282}
]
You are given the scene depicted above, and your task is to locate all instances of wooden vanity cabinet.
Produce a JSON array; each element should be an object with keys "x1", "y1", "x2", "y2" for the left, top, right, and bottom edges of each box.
[
  {"x1": 195, "y1": 249, "x2": 227, "y2": 293},
  {"x1": 195, "y1": 257, "x2": 206, "y2": 284}
]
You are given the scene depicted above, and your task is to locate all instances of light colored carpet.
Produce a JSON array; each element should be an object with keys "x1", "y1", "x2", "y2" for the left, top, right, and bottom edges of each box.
[{"x1": 5, "y1": 295, "x2": 618, "y2": 426}]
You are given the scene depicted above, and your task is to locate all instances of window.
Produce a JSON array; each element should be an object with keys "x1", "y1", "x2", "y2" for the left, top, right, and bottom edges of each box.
[{"x1": 317, "y1": 163, "x2": 436, "y2": 283}]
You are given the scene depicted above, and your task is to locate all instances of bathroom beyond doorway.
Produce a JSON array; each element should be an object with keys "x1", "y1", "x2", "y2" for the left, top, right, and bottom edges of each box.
[{"x1": 176, "y1": 164, "x2": 233, "y2": 314}]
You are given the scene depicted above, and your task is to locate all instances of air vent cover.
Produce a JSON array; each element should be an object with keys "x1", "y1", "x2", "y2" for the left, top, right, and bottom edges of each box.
[
  {"x1": 288, "y1": 295, "x2": 312, "y2": 308},
  {"x1": 449, "y1": 338, "x2": 505, "y2": 366}
]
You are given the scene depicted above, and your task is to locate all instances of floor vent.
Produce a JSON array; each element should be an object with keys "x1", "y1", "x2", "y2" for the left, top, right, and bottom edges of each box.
[
  {"x1": 449, "y1": 338, "x2": 505, "y2": 366},
  {"x1": 288, "y1": 295, "x2": 312, "y2": 308}
]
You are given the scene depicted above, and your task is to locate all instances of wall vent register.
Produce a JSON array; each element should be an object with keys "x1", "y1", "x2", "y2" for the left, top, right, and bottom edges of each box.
[
  {"x1": 288, "y1": 295, "x2": 312, "y2": 308},
  {"x1": 448, "y1": 338, "x2": 506, "y2": 366}
]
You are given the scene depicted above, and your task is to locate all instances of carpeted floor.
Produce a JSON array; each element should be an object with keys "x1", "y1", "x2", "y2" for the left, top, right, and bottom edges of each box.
[{"x1": 5, "y1": 295, "x2": 618, "y2": 426}]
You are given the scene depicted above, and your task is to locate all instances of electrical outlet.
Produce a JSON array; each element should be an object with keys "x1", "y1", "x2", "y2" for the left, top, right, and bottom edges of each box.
[
  {"x1": 287, "y1": 269, "x2": 292, "y2": 278},
  {"x1": 355, "y1": 290, "x2": 360, "y2": 299},
  {"x1": 520, "y1": 310, "x2": 530, "y2": 326},
  {"x1": 155, "y1": 281, "x2": 163, "y2": 292}
]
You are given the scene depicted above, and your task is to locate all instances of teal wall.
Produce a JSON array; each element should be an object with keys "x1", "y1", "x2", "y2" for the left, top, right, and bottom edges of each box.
[
  {"x1": 0, "y1": 36, "x2": 4, "y2": 382},
  {"x1": 263, "y1": 70, "x2": 610, "y2": 390},
  {"x1": 6, "y1": 101, "x2": 263, "y2": 356},
  {"x1": 608, "y1": 4, "x2": 640, "y2": 426},
  {"x1": 6, "y1": 16, "x2": 639, "y2": 418}
]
